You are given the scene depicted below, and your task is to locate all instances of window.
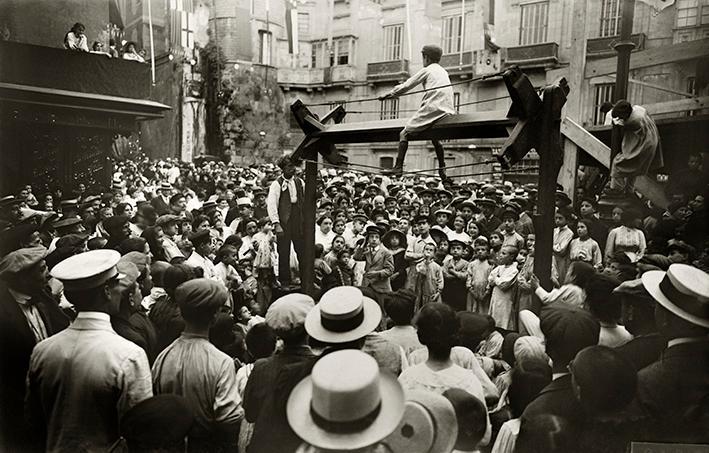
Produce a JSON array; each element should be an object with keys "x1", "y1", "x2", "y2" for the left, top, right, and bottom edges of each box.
[
  {"x1": 599, "y1": 0, "x2": 621, "y2": 37},
  {"x1": 259, "y1": 30, "x2": 272, "y2": 65},
  {"x1": 380, "y1": 98, "x2": 399, "y2": 120},
  {"x1": 311, "y1": 42, "x2": 324, "y2": 68},
  {"x1": 298, "y1": 12, "x2": 310, "y2": 36},
  {"x1": 519, "y1": 1, "x2": 548, "y2": 45},
  {"x1": 675, "y1": 0, "x2": 709, "y2": 27},
  {"x1": 688, "y1": 76, "x2": 697, "y2": 116},
  {"x1": 442, "y1": 15, "x2": 463, "y2": 54},
  {"x1": 703, "y1": 0, "x2": 709, "y2": 24},
  {"x1": 170, "y1": 0, "x2": 194, "y2": 48},
  {"x1": 383, "y1": 24, "x2": 404, "y2": 61},
  {"x1": 593, "y1": 83, "x2": 615, "y2": 126},
  {"x1": 336, "y1": 38, "x2": 350, "y2": 65},
  {"x1": 453, "y1": 92, "x2": 461, "y2": 113},
  {"x1": 380, "y1": 156, "x2": 394, "y2": 169}
]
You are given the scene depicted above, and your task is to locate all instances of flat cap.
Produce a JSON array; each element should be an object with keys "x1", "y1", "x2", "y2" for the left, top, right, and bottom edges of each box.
[
  {"x1": 51, "y1": 249, "x2": 124, "y2": 291},
  {"x1": 175, "y1": 278, "x2": 228, "y2": 317},
  {"x1": 155, "y1": 214, "x2": 180, "y2": 227},
  {"x1": 540, "y1": 303, "x2": 600, "y2": 366},
  {"x1": 53, "y1": 216, "x2": 83, "y2": 230},
  {"x1": 266, "y1": 293, "x2": 315, "y2": 333},
  {"x1": 0, "y1": 246, "x2": 47, "y2": 278},
  {"x1": 189, "y1": 229, "x2": 211, "y2": 246}
]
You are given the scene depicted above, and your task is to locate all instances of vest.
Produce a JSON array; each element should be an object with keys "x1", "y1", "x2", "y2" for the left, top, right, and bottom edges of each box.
[{"x1": 277, "y1": 176, "x2": 304, "y2": 226}]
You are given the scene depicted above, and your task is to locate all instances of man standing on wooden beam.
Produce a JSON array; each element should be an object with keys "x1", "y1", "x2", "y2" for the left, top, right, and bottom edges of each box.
[{"x1": 379, "y1": 44, "x2": 456, "y2": 181}]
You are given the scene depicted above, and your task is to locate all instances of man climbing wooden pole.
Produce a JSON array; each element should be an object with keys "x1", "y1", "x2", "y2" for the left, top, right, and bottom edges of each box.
[{"x1": 378, "y1": 44, "x2": 456, "y2": 180}]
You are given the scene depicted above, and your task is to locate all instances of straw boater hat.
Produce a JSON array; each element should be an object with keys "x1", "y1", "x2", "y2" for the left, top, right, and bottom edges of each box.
[
  {"x1": 381, "y1": 390, "x2": 458, "y2": 453},
  {"x1": 305, "y1": 286, "x2": 381, "y2": 344},
  {"x1": 287, "y1": 349, "x2": 405, "y2": 451},
  {"x1": 641, "y1": 263, "x2": 709, "y2": 328}
]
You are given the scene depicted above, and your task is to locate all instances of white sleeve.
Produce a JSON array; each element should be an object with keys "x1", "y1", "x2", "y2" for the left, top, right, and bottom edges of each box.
[{"x1": 266, "y1": 180, "x2": 281, "y2": 224}]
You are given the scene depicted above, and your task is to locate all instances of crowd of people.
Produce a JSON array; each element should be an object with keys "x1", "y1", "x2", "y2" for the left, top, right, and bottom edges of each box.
[
  {"x1": 64, "y1": 22, "x2": 147, "y2": 62},
  {"x1": 0, "y1": 150, "x2": 707, "y2": 453}
]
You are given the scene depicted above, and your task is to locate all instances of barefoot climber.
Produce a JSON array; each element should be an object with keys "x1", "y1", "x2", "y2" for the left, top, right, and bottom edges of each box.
[{"x1": 379, "y1": 44, "x2": 456, "y2": 180}]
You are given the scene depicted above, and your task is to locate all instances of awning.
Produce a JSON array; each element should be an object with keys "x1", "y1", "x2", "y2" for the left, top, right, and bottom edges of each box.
[{"x1": 0, "y1": 82, "x2": 171, "y2": 120}]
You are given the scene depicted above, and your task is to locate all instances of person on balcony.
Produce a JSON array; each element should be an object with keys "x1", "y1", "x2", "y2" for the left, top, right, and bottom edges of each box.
[
  {"x1": 378, "y1": 44, "x2": 456, "y2": 181},
  {"x1": 605, "y1": 100, "x2": 663, "y2": 197},
  {"x1": 123, "y1": 42, "x2": 146, "y2": 63},
  {"x1": 64, "y1": 23, "x2": 88, "y2": 52}
]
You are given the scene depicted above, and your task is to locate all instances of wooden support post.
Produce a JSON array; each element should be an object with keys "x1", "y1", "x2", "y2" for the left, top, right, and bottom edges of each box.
[
  {"x1": 533, "y1": 81, "x2": 569, "y2": 291},
  {"x1": 300, "y1": 148, "x2": 318, "y2": 298},
  {"x1": 611, "y1": 0, "x2": 636, "y2": 163}
]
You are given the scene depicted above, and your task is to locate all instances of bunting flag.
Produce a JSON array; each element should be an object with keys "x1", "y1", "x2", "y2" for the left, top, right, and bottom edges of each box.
[{"x1": 286, "y1": 0, "x2": 299, "y2": 55}]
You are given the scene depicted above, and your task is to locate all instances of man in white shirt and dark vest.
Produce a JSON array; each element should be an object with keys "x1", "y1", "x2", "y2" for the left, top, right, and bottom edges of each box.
[{"x1": 267, "y1": 155, "x2": 305, "y2": 286}]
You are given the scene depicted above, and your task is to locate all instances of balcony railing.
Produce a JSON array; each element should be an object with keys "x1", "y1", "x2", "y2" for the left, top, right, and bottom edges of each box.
[
  {"x1": 440, "y1": 51, "x2": 473, "y2": 77},
  {"x1": 0, "y1": 40, "x2": 151, "y2": 99},
  {"x1": 278, "y1": 66, "x2": 356, "y2": 89},
  {"x1": 586, "y1": 33, "x2": 646, "y2": 58},
  {"x1": 277, "y1": 68, "x2": 325, "y2": 88},
  {"x1": 366, "y1": 60, "x2": 409, "y2": 83},
  {"x1": 504, "y1": 42, "x2": 559, "y2": 68}
]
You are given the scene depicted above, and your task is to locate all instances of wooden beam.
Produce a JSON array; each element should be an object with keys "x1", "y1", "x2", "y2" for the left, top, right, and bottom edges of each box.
[
  {"x1": 585, "y1": 38, "x2": 709, "y2": 78},
  {"x1": 561, "y1": 117, "x2": 611, "y2": 167},
  {"x1": 643, "y1": 95, "x2": 709, "y2": 116},
  {"x1": 312, "y1": 110, "x2": 516, "y2": 144}
]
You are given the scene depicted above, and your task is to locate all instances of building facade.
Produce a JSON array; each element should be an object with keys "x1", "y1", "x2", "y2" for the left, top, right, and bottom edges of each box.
[{"x1": 273, "y1": 0, "x2": 709, "y2": 181}]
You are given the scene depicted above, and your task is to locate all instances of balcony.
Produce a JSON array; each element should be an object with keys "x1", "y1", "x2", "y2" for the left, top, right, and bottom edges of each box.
[
  {"x1": 440, "y1": 51, "x2": 474, "y2": 78},
  {"x1": 366, "y1": 60, "x2": 410, "y2": 83},
  {"x1": 586, "y1": 33, "x2": 646, "y2": 58},
  {"x1": 330, "y1": 65, "x2": 356, "y2": 85},
  {"x1": 503, "y1": 42, "x2": 559, "y2": 68},
  {"x1": 0, "y1": 40, "x2": 169, "y2": 119},
  {"x1": 473, "y1": 49, "x2": 502, "y2": 77},
  {"x1": 277, "y1": 68, "x2": 325, "y2": 90}
]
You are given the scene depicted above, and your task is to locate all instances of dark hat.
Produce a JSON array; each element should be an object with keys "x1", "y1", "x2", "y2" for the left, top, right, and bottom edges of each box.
[
  {"x1": 540, "y1": 303, "x2": 600, "y2": 367},
  {"x1": 53, "y1": 216, "x2": 83, "y2": 230},
  {"x1": 365, "y1": 225, "x2": 383, "y2": 237},
  {"x1": 384, "y1": 196, "x2": 397, "y2": 204},
  {"x1": 437, "y1": 189, "x2": 453, "y2": 199},
  {"x1": 501, "y1": 205, "x2": 520, "y2": 221},
  {"x1": 352, "y1": 213, "x2": 369, "y2": 224},
  {"x1": 104, "y1": 215, "x2": 130, "y2": 233},
  {"x1": 319, "y1": 199, "x2": 333, "y2": 208},
  {"x1": 0, "y1": 224, "x2": 39, "y2": 255},
  {"x1": 555, "y1": 191, "x2": 572, "y2": 206},
  {"x1": 458, "y1": 188, "x2": 473, "y2": 197},
  {"x1": 201, "y1": 200, "x2": 217, "y2": 211},
  {"x1": 120, "y1": 395, "x2": 194, "y2": 450},
  {"x1": 413, "y1": 214, "x2": 431, "y2": 224},
  {"x1": 189, "y1": 229, "x2": 211, "y2": 247},
  {"x1": 0, "y1": 246, "x2": 47, "y2": 278},
  {"x1": 429, "y1": 228, "x2": 448, "y2": 245},
  {"x1": 382, "y1": 229, "x2": 407, "y2": 249},
  {"x1": 55, "y1": 233, "x2": 88, "y2": 250},
  {"x1": 419, "y1": 188, "x2": 435, "y2": 197},
  {"x1": 60, "y1": 199, "x2": 79, "y2": 208}
]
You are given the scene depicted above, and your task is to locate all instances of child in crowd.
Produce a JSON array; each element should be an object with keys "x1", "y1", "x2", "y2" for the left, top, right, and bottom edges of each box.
[
  {"x1": 442, "y1": 239, "x2": 469, "y2": 311},
  {"x1": 552, "y1": 208, "x2": 573, "y2": 286},
  {"x1": 569, "y1": 219, "x2": 603, "y2": 271},
  {"x1": 526, "y1": 261, "x2": 595, "y2": 309},
  {"x1": 488, "y1": 245, "x2": 519, "y2": 330},
  {"x1": 313, "y1": 243, "x2": 332, "y2": 296},
  {"x1": 214, "y1": 244, "x2": 243, "y2": 311},
  {"x1": 466, "y1": 238, "x2": 493, "y2": 314},
  {"x1": 406, "y1": 242, "x2": 444, "y2": 309},
  {"x1": 322, "y1": 248, "x2": 355, "y2": 291},
  {"x1": 252, "y1": 217, "x2": 277, "y2": 310},
  {"x1": 449, "y1": 215, "x2": 472, "y2": 244},
  {"x1": 515, "y1": 234, "x2": 538, "y2": 313},
  {"x1": 500, "y1": 207, "x2": 525, "y2": 251},
  {"x1": 382, "y1": 229, "x2": 408, "y2": 291},
  {"x1": 488, "y1": 232, "x2": 503, "y2": 266}
]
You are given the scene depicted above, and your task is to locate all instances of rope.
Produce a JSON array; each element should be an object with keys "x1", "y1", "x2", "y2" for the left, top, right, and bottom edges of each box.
[
  {"x1": 307, "y1": 71, "x2": 505, "y2": 107},
  {"x1": 319, "y1": 94, "x2": 512, "y2": 115},
  {"x1": 300, "y1": 159, "x2": 537, "y2": 180}
]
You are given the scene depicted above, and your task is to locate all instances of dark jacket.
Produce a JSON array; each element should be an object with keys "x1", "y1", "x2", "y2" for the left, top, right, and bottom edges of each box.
[
  {"x1": 521, "y1": 374, "x2": 585, "y2": 424},
  {"x1": 0, "y1": 283, "x2": 69, "y2": 450}
]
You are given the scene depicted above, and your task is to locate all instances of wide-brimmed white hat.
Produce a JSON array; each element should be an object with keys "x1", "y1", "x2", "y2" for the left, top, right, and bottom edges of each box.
[
  {"x1": 381, "y1": 390, "x2": 458, "y2": 453},
  {"x1": 641, "y1": 263, "x2": 709, "y2": 328},
  {"x1": 305, "y1": 286, "x2": 381, "y2": 343},
  {"x1": 287, "y1": 349, "x2": 405, "y2": 451}
]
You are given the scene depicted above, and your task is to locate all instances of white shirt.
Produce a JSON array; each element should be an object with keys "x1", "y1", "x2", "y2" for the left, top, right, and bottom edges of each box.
[
  {"x1": 26, "y1": 312, "x2": 153, "y2": 452},
  {"x1": 266, "y1": 177, "x2": 299, "y2": 224},
  {"x1": 186, "y1": 251, "x2": 217, "y2": 280}
]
